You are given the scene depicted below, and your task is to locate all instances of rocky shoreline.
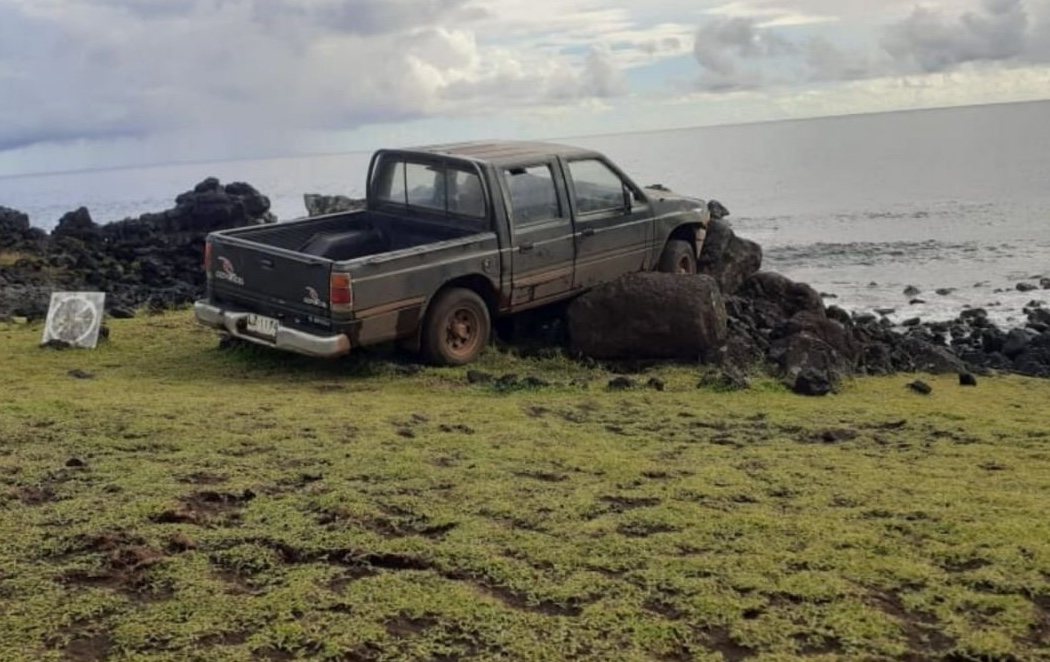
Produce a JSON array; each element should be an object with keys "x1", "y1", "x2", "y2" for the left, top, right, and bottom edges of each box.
[{"x1": 2, "y1": 182, "x2": 1048, "y2": 388}]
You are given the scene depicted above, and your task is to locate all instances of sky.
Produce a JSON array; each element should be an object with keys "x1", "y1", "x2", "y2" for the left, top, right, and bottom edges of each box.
[{"x1": 1, "y1": 0, "x2": 1049, "y2": 176}]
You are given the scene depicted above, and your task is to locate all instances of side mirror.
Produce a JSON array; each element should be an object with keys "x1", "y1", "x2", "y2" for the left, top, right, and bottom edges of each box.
[{"x1": 623, "y1": 185, "x2": 632, "y2": 211}]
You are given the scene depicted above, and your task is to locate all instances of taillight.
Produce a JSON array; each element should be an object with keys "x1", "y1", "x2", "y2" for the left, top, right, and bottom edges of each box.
[
  {"x1": 203, "y1": 240, "x2": 213, "y2": 274},
  {"x1": 330, "y1": 272, "x2": 353, "y2": 312}
]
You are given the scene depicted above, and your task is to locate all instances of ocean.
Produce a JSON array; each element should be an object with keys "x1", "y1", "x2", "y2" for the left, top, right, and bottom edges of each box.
[{"x1": 2, "y1": 100, "x2": 1049, "y2": 325}]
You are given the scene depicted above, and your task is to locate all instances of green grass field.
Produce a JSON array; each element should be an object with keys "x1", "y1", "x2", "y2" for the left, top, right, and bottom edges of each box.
[{"x1": 1, "y1": 312, "x2": 1048, "y2": 661}]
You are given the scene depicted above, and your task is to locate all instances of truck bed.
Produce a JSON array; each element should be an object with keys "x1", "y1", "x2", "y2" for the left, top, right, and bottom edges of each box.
[{"x1": 224, "y1": 211, "x2": 478, "y2": 261}]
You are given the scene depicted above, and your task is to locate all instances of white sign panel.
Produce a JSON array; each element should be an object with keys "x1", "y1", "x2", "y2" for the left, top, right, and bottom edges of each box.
[{"x1": 41, "y1": 292, "x2": 106, "y2": 349}]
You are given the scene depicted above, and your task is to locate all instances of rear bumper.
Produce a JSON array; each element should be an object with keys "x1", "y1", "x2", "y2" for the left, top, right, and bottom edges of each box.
[{"x1": 194, "y1": 301, "x2": 351, "y2": 358}]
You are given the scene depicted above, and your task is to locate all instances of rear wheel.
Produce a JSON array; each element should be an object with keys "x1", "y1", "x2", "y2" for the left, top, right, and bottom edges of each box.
[
  {"x1": 657, "y1": 239, "x2": 697, "y2": 274},
  {"x1": 421, "y1": 288, "x2": 491, "y2": 366}
]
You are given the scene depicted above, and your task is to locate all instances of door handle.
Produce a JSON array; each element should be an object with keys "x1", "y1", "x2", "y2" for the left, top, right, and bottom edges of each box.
[
  {"x1": 580, "y1": 228, "x2": 596, "y2": 237},
  {"x1": 519, "y1": 242, "x2": 534, "y2": 253}
]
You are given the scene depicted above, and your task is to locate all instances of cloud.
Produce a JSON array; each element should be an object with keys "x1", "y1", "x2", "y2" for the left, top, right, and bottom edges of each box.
[
  {"x1": 691, "y1": 0, "x2": 1043, "y2": 92},
  {"x1": 0, "y1": 0, "x2": 631, "y2": 156},
  {"x1": 881, "y1": 0, "x2": 1029, "y2": 72}
]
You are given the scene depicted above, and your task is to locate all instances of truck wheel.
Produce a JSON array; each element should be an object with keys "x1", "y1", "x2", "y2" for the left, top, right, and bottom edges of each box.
[
  {"x1": 658, "y1": 239, "x2": 697, "y2": 274},
  {"x1": 421, "y1": 288, "x2": 491, "y2": 366}
]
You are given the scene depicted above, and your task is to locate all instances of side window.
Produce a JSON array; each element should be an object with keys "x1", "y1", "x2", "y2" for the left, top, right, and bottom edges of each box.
[
  {"x1": 405, "y1": 162, "x2": 445, "y2": 212},
  {"x1": 447, "y1": 167, "x2": 486, "y2": 218},
  {"x1": 503, "y1": 165, "x2": 561, "y2": 225},
  {"x1": 568, "y1": 159, "x2": 625, "y2": 215}
]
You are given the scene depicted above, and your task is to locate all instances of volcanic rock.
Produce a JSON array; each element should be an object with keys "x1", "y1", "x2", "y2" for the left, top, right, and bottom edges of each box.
[
  {"x1": 568, "y1": 273, "x2": 727, "y2": 361},
  {"x1": 696, "y1": 219, "x2": 763, "y2": 294}
]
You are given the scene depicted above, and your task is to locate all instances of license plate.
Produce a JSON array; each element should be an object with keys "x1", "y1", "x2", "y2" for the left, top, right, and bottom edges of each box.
[{"x1": 246, "y1": 314, "x2": 278, "y2": 339}]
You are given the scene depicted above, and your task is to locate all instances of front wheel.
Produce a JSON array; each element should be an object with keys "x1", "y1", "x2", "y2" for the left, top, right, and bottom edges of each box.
[
  {"x1": 420, "y1": 288, "x2": 491, "y2": 366},
  {"x1": 657, "y1": 239, "x2": 697, "y2": 274}
]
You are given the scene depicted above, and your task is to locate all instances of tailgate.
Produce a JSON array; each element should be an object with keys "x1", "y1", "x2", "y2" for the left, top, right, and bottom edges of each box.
[{"x1": 208, "y1": 235, "x2": 333, "y2": 317}]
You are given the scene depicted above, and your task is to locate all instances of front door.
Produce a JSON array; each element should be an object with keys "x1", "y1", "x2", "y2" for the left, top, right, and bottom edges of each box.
[
  {"x1": 502, "y1": 162, "x2": 575, "y2": 309},
  {"x1": 565, "y1": 157, "x2": 653, "y2": 290}
]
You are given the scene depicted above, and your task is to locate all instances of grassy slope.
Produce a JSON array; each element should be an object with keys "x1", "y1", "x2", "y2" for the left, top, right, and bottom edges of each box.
[{"x1": 0, "y1": 312, "x2": 1048, "y2": 661}]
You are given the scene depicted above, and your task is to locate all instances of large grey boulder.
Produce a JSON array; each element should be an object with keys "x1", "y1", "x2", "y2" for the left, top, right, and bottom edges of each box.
[
  {"x1": 568, "y1": 273, "x2": 728, "y2": 361},
  {"x1": 696, "y1": 219, "x2": 763, "y2": 294}
]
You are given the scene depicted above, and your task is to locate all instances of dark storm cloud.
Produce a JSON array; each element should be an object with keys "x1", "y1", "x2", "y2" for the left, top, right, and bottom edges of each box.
[{"x1": 692, "y1": 0, "x2": 1043, "y2": 92}]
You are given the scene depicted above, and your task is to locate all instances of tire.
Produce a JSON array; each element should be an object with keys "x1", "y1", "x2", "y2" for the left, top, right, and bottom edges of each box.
[
  {"x1": 657, "y1": 239, "x2": 697, "y2": 275},
  {"x1": 420, "y1": 288, "x2": 491, "y2": 366}
]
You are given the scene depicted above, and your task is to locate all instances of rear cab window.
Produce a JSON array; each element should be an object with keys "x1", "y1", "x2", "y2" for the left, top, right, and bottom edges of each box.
[{"x1": 373, "y1": 154, "x2": 489, "y2": 229}]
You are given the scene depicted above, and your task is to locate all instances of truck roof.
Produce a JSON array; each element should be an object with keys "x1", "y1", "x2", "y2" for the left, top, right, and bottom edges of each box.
[{"x1": 407, "y1": 140, "x2": 598, "y2": 166}]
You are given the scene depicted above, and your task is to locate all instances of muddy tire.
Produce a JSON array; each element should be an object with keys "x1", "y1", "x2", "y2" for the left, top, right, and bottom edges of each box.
[
  {"x1": 657, "y1": 239, "x2": 697, "y2": 275},
  {"x1": 421, "y1": 288, "x2": 491, "y2": 366}
]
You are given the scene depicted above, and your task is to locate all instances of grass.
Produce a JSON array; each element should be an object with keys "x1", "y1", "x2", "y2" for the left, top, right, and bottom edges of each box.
[{"x1": 0, "y1": 311, "x2": 1048, "y2": 661}]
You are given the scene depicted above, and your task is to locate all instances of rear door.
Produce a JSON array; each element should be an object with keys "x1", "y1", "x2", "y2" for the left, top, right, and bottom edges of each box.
[
  {"x1": 208, "y1": 235, "x2": 333, "y2": 320},
  {"x1": 500, "y1": 161, "x2": 575, "y2": 308},
  {"x1": 564, "y1": 157, "x2": 653, "y2": 290}
]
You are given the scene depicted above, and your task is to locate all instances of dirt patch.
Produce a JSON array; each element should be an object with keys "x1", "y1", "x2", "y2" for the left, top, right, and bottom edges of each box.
[
  {"x1": 11, "y1": 484, "x2": 58, "y2": 505},
  {"x1": 151, "y1": 489, "x2": 255, "y2": 526},
  {"x1": 513, "y1": 470, "x2": 567, "y2": 483},
  {"x1": 470, "y1": 582, "x2": 583, "y2": 617},
  {"x1": 869, "y1": 590, "x2": 956, "y2": 656},
  {"x1": 617, "y1": 521, "x2": 679, "y2": 538},
  {"x1": 698, "y1": 626, "x2": 755, "y2": 660},
  {"x1": 60, "y1": 532, "x2": 171, "y2": 600},
  {"x1": 438, "y1": 424, "x2": 475, "y2": 434},
  {"x1": 62, "y1": 631, "x2": 115, "y2": 662},
  {"x1": 385, "y1": 614, "x2": 438, "y2": 638},
  {"x1": 599, "y1": 495, "x2": 661, "y2": 513},
  {"x1": 177, "y1": 471, "x2": 228, "y2": 485},
  {"x1": 327, "y1": 566, "x2": 379, "y2": 594}
]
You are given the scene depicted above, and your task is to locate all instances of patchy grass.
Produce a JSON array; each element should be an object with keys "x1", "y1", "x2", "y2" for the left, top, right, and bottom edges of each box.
[
  {"x1": 0, "y1": 311, "x2": 1048, "y2": 661},
  {"x1": 0, "y1": 250, "x2": 33, "y2": 268}
]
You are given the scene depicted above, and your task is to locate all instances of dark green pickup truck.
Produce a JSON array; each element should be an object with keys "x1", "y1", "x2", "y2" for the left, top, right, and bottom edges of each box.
[{"x1": 195, "y1": 141, "x2": 713, "y2": 365}]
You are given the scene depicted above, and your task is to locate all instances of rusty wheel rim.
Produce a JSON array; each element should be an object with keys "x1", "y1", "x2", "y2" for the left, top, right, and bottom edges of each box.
[
  {"x1": 677, "y1": 255, "x2": 694, "y2": 274},
  {"x1": 444, "y1": 307, "x2": 482, "y2": 359}
]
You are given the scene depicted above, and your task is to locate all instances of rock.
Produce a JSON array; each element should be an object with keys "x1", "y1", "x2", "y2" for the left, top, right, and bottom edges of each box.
[
  {"x1": 935, "y1": 288, "x2": 956, "y2": 296},
  {"x1": 1017, "y1": 282, "x2": 1038, "y2": 293},
  {"x1": 826, "y1": 306, "x2": 852, "y2": 326},
  {"x1": 696, "y1": 219, "x2": 763, "y2": 294},
  {"x1": 1002, "y1": 328, "x2": 1033, "y2": 359},
  {"x1": 52, "y1": 207, "x2": 99, "y2": 241},
  {"x1": 646, "y1": 377, "x2": 666, "y2": 391},
  {"x1": 698, "y1": 366, "x2": 750, "y2": 391},
  {"x1": 65, "y1": 457, "x2": 87, "y2": 468},
  {"x1": 1041, "y1": 278, "x2": 1050, "y2": 290},
  {"x1": 820, "y1": 292, "x2": 838, "y2": 299},
  {"x1": 521, "y1": 376, "x2": 550, "y2": 388},
  {"x1": 904, "y1": 285, "x2": 921, "y2": 297},
  {"x1": 68, "y1": 369, "x2": 95, "y2": 379},
  {"x1": 792, "y1": 368, "x2": 834, "y2": 396},
  {"x1": 607, "y1": 376, "x2": 637, "y2": 391},
  {"x1": 304, "y1": 194, "x2": 365, "y2": 217},
  {"x1": 568, "y1": 273, "x2": 727, "y2": 361},
  {"x1": 738, "y1": 272, "x2": 825, "y2": 319},
  {"x1": 495, "y1": 374, "x2": 520, "y2": 390},
  {"x1": 875, "y1": 308, "x2": 896, "y2": 316},
  {"x1": 108, "y1": 307, "x2": 136, "y2": 319},
  {"x1": 707, "y1": 200, "x2": 730, "y2": 220},
  {"x1": 466, "y1": 370, "x2": 494, "y2": 385},
  {"x1": 959, "y1": 372, "x2": 978, "y2": 387},
  {"x1": 907, "y1": 380, "x2": 933, "y2": 395},
  {"x1": 819, "y1": 429, "x2": 858, "y2": 443},
  {"x1": 909, "y1": 299, "x2": 926, "y2": 305},
  {"x1": 900, "y1": 338, "x2": 967, "y2": 374},
  {"x1": 902, "y1": 317, "x2": 921, "y2": 327}
]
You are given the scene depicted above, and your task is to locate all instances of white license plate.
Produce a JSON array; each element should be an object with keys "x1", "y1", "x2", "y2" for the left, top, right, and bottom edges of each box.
[{"x1": 246, "y1": 314, "x2": 278, "y2": 339}]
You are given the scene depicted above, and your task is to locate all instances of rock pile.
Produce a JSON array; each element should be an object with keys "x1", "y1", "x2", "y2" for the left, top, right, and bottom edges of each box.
[
  {"x1": 304, "y1": 194, "x2": 365, "y2": 217},
  {"x1": 568, "y1": 219, "x2": 1050, "y2": 393},
  {"x1": 0, "y1": 179, "x2": 273, "y2": 320}
]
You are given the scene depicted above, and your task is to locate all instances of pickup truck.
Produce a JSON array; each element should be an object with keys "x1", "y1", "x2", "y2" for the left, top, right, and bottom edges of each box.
[{"x1": 195, "y1": 141, "x2": 713, "y2": 365}]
